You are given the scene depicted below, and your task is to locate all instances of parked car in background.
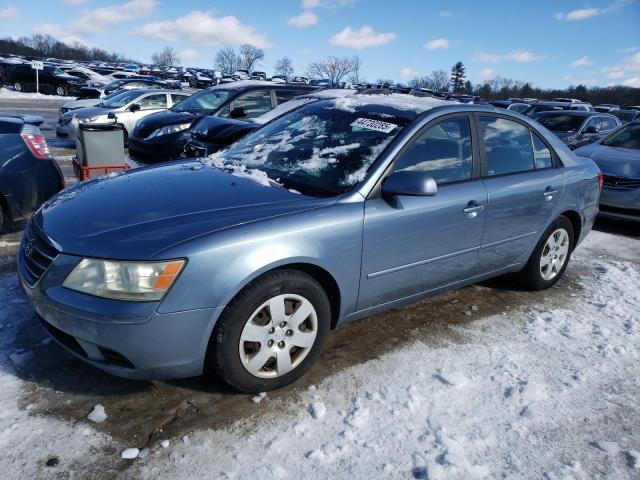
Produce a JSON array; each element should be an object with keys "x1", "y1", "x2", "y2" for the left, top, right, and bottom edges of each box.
[
  {"x1": 0, "y1": 116, "x2": 64, "y2": 232},
  {"x1": 524, "y1": 101, "x2": 594, "y2": 115},
  {"x1": 507, "y1": 102, "x2": 531, "y2": 113},
  {"x1": 531, "y1": 111, "x2": 621, "y2": 149},
  {"x1": 61, "y1": 66, "x2": 110, "y2": 88},
  {"x1": 182, "y1": 89, "x2": 354, "y2": 158},
  {"x1": 611, "y1": 109, "x2": 640, "y2": 124},
  {"x1": 575, "y1": 121, "x2": 639, "y2": 222},
  {"x1": 594, "y1": 104, "x2": 620, "y2": 113},
  {"x1": 552, "y1": 98, "x2": 583, "y2": 103},
  {"x1": 20, "y1": 96, "x2": 601, "y2": 392},
  {"x1": 76, "y1": 78, "x2": 176, "y2": 99},
  {"x1": 128, "y1": 81, "x2": 317, "y2": 164},
  {"x1": 58, "y1": 89, "x2": 129, "y2": 118},
  {"x1": 189, "y1": 70, "x2": 218, "y2": 88},
  {"x1": 57, "y1": 89, "x2": 189, "y2": 142},
  {"x1": 5, "y1": 64, "x2": 85, "y2": 96}
]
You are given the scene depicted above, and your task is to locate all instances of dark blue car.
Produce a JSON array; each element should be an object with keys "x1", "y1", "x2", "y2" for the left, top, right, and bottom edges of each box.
[
  {"x1": 0, "y1": 116, "x2": 64, "y2": 232},
  {"x1": 19, "y1": 96, "x2": 601, "y2": 392}
]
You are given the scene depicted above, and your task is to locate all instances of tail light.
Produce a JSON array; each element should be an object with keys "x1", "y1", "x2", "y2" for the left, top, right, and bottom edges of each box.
[
  {"x1": 596, "y1": 171, "x2": 603, "y2": 191},
  {"x1": 20, "y1": 124, "x2": 51, "y2": 159}
]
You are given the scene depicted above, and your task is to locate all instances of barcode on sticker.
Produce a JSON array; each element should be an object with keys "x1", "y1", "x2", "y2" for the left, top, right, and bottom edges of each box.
[{"x1": 351, "y1": 118, "x2": 398, "y2": 133}]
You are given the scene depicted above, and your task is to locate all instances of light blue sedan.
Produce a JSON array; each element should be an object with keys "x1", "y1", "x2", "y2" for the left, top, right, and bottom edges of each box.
[{"x1": 19, "y1": 94, "x2": 601, "y2": 392}]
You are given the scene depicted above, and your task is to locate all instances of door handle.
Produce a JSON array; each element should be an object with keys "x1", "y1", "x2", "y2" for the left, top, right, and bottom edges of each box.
[
  {"x1": 543, "y1": 187, "x2": 558, "y2": 201},
  {"x1": 463, "y1": 202, "x2": 485, "y2": 219}
]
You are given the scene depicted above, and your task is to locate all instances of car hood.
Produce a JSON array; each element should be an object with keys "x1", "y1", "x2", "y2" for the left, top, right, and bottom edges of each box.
[
  {"x1": 190, "y1": 116, "x2": 258, "y2": 145},
  {"x1": 63, "y1": 98, "x2": 102, "y2": 110},
  {"x1": 63, "y1": 106, "x2": 109, "y2": 120},
  {"x1": 35, "y1": 160, "x2": 335, "y2": 260},
  {"x1": 575, "y1": 142, "x2": 640, "y2": 177},
  {"x1": 136, "y1": 110, "x2": 196, "y2": 130}
]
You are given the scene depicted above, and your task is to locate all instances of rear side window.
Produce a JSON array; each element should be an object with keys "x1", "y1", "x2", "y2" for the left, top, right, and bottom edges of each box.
[
  {"x1": 392, "y1": 117, "x2": 473, "y2": 184},
  {"x1": 275, "y1": 89, "x2": 306, "y2": 104},
  {"x1": 480, "y1": 116, "x2": 534, "y2": 176},
  {"x1": 531, "y1": 132, "x2": 552, "y2": 169}
]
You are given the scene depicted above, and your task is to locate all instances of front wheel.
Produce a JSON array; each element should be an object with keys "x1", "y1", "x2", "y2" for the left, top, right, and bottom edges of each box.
[
  {"x1": 208, "y1": 270, "x2": 331, "y2": 393},
  {"x1": 515, "y1": 216, "x2": 574, "y2": 290},
  {"x1": 13, "y1": 81, "x2": 23, "y2": 92},
  {"x1": 55, "y1": 85, "x2": 67, "y2": 96}
]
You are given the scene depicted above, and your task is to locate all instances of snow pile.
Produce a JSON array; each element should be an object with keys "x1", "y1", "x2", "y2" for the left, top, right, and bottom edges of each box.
[
  {"x1": 0, "y1": 87, "x2": 75, "y2": 100},
  {"x1": 127, "y1": 231, "x2": 639, "y2": 479}
]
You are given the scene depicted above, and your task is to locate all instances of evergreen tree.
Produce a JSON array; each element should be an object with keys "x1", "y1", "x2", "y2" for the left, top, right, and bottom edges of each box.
[{"x1": 450, "y1": 61, "x2": 466, "y2": 93}]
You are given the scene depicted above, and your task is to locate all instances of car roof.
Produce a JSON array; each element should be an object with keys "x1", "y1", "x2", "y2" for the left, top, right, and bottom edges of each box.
[
  {"x1": 207, "y1": 80, "x2": 316, "y2": 92},
  {"x1": 532, "y1": 110, "x2": 605, "y2": 117}
]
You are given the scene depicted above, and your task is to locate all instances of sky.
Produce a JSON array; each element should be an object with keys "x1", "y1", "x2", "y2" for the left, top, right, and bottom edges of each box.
[{"x1": 0, "y1": 0, "x2": 639, "y2": 88}]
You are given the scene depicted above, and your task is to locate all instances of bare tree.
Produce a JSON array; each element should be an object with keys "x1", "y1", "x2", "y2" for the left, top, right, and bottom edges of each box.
[
  {"x1": 274, "y1": 57, "x2": 294, "y2": 78},
  {"x1": 215, "y1": 47, "x2": 239, "y2": 75},
  {"x1": 151, "y1": 46, "x2": 180, "y2": 66},
  {"x1": 348, "y1": 55, "x2": 362, "y2": 84},
  {"x1": 408, "y1": 69, "x2": 450, "y2": 91},
  {"x1": 307, "y1": 56, "x2": 360, "y2": 85},
  {"x1": 238, "y1": 44, "x2": 265, "y2": 72}
]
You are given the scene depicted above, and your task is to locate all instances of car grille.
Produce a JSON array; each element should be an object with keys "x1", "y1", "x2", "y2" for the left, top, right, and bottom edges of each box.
[
  {"x1": 19, "y1": 222, "x2": 59, "y2": 286},
  {"x1": 602, "y1": 175, "x2": 640, "y2": 190},
  {"x1": 131, "y1": 125, "x2": 155, "y2": 139}
]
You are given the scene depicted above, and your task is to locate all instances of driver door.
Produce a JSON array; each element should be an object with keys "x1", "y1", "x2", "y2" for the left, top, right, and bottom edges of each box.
[{"x1": 357, "y1": 114, "x2": 487, "y2": 310}]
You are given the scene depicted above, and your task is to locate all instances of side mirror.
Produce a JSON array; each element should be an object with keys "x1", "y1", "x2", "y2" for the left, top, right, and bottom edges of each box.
[
  {"x1": 229, "y1": 107, "x2": 247, "y2": 119},
  {"x1": 129, "y1": 103, "x2": 141, "y2": 112},
  {"x1": 381, "y1": 171, "x2": 438, "y2": 197},
  {"x1": 107, "y1": 111, "x2": 116, "y2": 119},
  {"x1": 583, "y1": 126, "x2": 598, "y2": 134}
]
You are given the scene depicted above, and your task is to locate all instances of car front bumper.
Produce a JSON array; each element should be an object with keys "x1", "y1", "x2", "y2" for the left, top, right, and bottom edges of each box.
[
  {"x1": 599, "y1": 187, "x2": 640, "y2": 222},
  {"x1": 18, "y1": 249, "x2": 223, "y2": 380}
]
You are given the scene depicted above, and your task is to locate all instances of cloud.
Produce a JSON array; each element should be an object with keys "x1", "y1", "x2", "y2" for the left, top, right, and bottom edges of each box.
[
  {"x1": 301, "y1": 48, "x2": 313, "y2": 55},
  {"x1": 301, "y1": 0, "x2": 354, "y2": 8},
  {"x1": 571, "y1": 56, "x2": 593, "y2": 67},
  {"x1": 606, "y1": 69, "x2": 625, "y2": 79},
  {"x1": 424, "y1": 38, "x2": 449, "y2": 50},
  {"x1": 137, "y1": 10, "x2": 272, "y2": 48},
  {"x1": 438, "y1": 10, "x2": 453, "y2": 17},
  {"x1": 288, "y1": 10, "x2": 318, "y2": 28},
  {"x1": 61, "y1": 0, "x2": 89, "y2": 5},
  {"x1": 623, "y1": 76, "x2": 640, "y2": 87},
  {"x1": 0, "y1": 6, "x2": 17, "y2": 19},
  {"x1": 479, "y1": 68, "x2": 495, "y2": 80},
  {"x1": 72, "y1": 0, "x2": 156, "y2": 34},
  {"x1": 329, "y1": 26, "x2": 396, "y2": 49},
  {"x1": 554, "y1": 0, "x2": 634, "y2": 21},
  {"x1": 33, "y1": 23, "x2": 92, "y2": 46},
  {"x1": 178, "y1": 49, "x2": 199, "y2": 62},
  {"x1": 474, "y1": 50, "x2": 546, "y2": 63},
  {"x1": 400, "y1": 67, "x2": 419, "y2": 79}
]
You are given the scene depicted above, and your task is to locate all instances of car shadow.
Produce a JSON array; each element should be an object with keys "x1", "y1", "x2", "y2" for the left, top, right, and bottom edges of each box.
[{"x1": 593, "y1": 217, "x2": 640, "y2": 238}]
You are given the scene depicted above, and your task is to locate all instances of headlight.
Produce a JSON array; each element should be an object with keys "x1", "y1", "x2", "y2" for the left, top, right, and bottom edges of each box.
[
  {"x1": 149, "y1": 123, "x2": 191, "y2": 138},
  {"x1": 80, "y1": 116, "x2": 103, "y2": 123},
  {"x1": 63, "y1": 258, "x2": 185, "y2": 301}
]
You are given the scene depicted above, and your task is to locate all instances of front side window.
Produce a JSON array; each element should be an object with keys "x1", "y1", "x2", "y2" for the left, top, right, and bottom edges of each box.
[
  {"x1": 171, "y1": 94, "x2": 188, "y2": 105},
  {"x1": 392, "y1": 117, "x2": 473, "y2": 184},
  {"x1": 480, "y1": 116, "x2": 534, "y2": 176},
  {"x1": 275, "y1": 89, "x2": 307, "y2": 104},
  {"x1": 209, "y1": 101, "x2": 409, "y2": 196},
  {"x1": 535, "y1": 114, "x2": 585, "y2": 132},
  {"x1": 137, "y1": 94, "x2": 167, "y2": 110},
  {"x1": 171, "y1": 89, "x2": 231, "y2": 114},
  {"x1": 101, "y1": 90, "x2": 144, "y2": 108},
  {"x1": 601, "y1": 117, "x2": 618, "y2": 131},
  {"x1": 232, "y1": 90, "x2": 274, "y2": 118}
]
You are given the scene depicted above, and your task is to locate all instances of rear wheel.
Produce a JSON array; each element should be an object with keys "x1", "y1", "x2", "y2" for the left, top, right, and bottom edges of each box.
[
  {"x1": 515, "y1": 216, "x2": 574, "y2": 290},
  {"x1": 13, "y1": 81, "x2": 23, "y2": 92},
  {"x1": 208, "y1": 270, "x2": 331, "y2": 393},
  {"x1": 55, "y1": 85, "x2": 67, "y2": 96},
  {"x1": 0, "y1": 203, "x2": 5, "y2": 233}
]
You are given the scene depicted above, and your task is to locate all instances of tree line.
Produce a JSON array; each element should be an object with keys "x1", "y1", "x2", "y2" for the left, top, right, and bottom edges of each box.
[{"x1": 0, "y1": 35, "x2": 133, "y2": 63}]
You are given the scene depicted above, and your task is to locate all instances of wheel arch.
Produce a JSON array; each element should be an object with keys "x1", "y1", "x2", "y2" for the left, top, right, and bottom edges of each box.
[{"x1": 558, "y1": 209, "x2": 582, "y2": 249}]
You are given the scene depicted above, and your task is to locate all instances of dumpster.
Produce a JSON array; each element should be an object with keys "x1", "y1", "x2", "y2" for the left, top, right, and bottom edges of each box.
[{"x1": 72, "y1": 119, "x2": 130, "y2": 181}]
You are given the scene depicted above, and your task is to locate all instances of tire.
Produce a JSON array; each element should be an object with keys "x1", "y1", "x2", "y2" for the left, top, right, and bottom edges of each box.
[
  {"x1": 515, "y1": 216, "x2": 574, "y2": 291},
  {"x1": 13, "y1": 81, "x2": 23, "y2": 92},
  {"x1": 189, "y1": 77, "x2": 197, "y2": 88},
  {"x1": 0, "y1": 203, "x2": 5, "y2": 234},
  {"x1": 208, "y1": 269, "x2": 331, "y2": 393},
  {"x1": 55, "y1": 85, "x2": 67, "y2": 96}
]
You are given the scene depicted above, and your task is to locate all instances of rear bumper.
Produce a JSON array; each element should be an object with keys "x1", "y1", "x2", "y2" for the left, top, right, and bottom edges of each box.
[{"x1": 18, "y1": 252, "x2": 223, "y2": 380}]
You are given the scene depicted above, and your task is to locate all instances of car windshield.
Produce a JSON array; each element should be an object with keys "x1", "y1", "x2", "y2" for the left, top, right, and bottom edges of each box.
[
  {"x1": 45, "y1": 66, "x2": 65, "y2": 76},
  {"x1": 601, "y1": 123, "x2": 640, "y2": 149},
  {"x1": 612, "y1": 111, "x2": 637, "y2": 123},
  {"x1": 207, "y1": 101, "x2": 408, "y2": 197},
  {"x1": 172, "y1": 89, "x2": 232, "y2": 114},
  {"x1": 102, "y1": 80, "x2": 125, "y2": 90},
  {"x1": 100, "y1": 90, "x2": 142, "y2": 108},
  {"x1": 534, "y1": 114, "x2": 585, "y2": 132}
]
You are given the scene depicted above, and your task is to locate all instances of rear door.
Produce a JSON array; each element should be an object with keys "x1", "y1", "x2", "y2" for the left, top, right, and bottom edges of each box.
[
  {"x1": 477, "y1": 114, "x2": 565, "y2": 272},
  {"x1": 358, "y1": 114, "x2": 487, "y2": 310}
]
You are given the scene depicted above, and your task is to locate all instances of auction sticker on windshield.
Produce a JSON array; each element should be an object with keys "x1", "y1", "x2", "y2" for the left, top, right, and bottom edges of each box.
[{"x1": 351, "y1": 118, "x2": 398, "y2": 133}]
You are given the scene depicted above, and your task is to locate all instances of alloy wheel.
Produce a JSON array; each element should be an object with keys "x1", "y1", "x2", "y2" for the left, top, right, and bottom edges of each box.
[
  {"x1": 238, "y1": 293, "x2": 318, "y2": 378},
  {"x1": 540, "y1": 228, "x2": 570, "y2": 281}
]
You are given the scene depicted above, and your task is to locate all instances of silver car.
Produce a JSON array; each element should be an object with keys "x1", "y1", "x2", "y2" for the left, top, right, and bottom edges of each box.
[{"x1": 56, "y1": 89, "x2": 190, "y2": 140}]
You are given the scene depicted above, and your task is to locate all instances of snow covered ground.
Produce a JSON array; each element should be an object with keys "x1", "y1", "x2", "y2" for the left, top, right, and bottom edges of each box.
[
  {"x1": 0, "y1": 86, "x2": 75, "y2": 100},
  {"x1": 0, "y1": 230, "x2": 638, "y2": 479}
]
